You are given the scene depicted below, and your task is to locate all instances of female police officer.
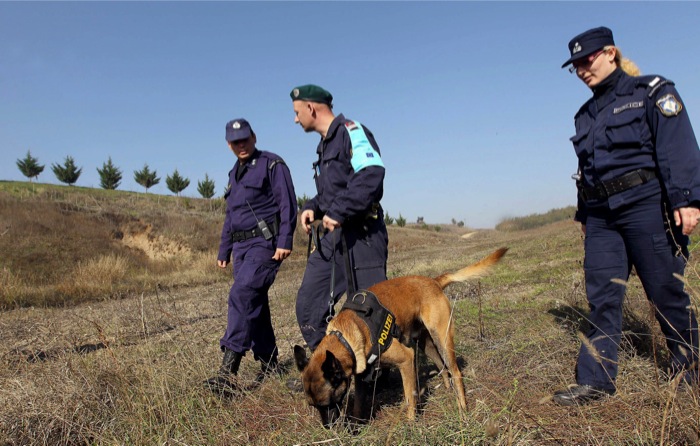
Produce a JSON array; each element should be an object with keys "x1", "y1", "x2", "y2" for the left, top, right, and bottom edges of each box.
[{"x1": 554, "y1": 26, "x2": 700, "y2": 406}]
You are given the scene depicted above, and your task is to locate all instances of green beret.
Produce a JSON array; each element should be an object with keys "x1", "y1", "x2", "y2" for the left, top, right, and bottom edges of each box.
[{"x1": 290, "y1": 84, "x2": 333, "y2": 105}]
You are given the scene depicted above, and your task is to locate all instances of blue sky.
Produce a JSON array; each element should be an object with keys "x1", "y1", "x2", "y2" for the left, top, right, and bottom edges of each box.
[{"x1": 2, "y1": 2, "x2": 700, "y2": 228}]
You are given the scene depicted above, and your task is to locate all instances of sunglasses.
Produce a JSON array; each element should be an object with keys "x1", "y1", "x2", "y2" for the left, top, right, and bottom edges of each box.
[{"x1": 569, "y1": 49, "x2": 607, "y2": 74}]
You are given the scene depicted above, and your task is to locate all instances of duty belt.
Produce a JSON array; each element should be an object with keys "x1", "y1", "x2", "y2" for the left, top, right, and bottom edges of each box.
[
  {"x1": 580, "y1": 168, "x2": 657, "y2": 202},
  {"x1": 232, "y1": 220, "x2": 279, "y2": 243}
]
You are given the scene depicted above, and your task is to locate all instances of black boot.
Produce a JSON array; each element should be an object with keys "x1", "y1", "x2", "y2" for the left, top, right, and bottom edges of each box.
[
  {"x1": 552, "y1": 384, "x2": 614, "y2": 406},
  {"x1": 204, "y1": 348, "x2": 243, "y2": 396},
  {"x1": 254, "y1": 351, "x2": 280, "y2": 384}
]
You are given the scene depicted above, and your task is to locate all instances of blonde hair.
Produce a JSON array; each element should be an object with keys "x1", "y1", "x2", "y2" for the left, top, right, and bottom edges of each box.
[{"x1": 606, "y1": 45, "x2": 641, "y2": 76}]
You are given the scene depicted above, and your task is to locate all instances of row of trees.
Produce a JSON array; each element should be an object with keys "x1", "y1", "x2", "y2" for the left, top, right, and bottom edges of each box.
[
  {"x1": 15, "y1": 151, "x2": 216, "y2": 198},
  {"x1": 16, "y1": 151, "x2": 464, "y2": 226}
]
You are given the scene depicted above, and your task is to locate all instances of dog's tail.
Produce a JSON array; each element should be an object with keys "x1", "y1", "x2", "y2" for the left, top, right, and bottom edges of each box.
[{"x1": 434, "y1": 247, "x2": 508, "y2": 289}]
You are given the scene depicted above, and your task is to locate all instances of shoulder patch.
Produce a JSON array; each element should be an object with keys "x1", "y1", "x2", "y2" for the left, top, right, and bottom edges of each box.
[
  {"x1": 344, "y1": 120, "x2": 385, "y2": 172},
  {"x1": 656, "y1": 94, "x2": 683, "y2": 117}
]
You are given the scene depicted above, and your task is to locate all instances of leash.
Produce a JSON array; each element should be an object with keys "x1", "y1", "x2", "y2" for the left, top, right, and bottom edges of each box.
[
  {"x1": 307, "y1": 222, "x2": 356, "y2": 323},
  {"x1": 327, "y1": 230, "x2": 337, "y2": 322}
]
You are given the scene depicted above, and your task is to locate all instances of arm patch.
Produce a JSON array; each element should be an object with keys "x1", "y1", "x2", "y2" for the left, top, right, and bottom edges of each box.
[{"x1": 345, "y1": 121, "x2": 385, "y2": 172}]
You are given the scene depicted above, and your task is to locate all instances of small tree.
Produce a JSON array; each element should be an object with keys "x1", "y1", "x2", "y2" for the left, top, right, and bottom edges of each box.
[
  {"x1": 97, "y1": 157, "x2": 122, "y2": 190},
  {"x1": 51, "y1": 156, "x2": 82, "y2": 186},
  {"x1": 16, "y1": 150, "x2": 45, "y2": 182},
  {"x1": 134, "y1": 164, "x2": 160, "y2": 193},
  {"x1": 384, "y1": 211, "x2": 395, "y2": 226},
  {"x1": 297, "y1": 193, "x2": 312, "y2": 211},
  {"x1": 165, "y1": 169, "x2": 190, "y2": 196},
  {"x1": 396, "y1": 214, "x2": 407, "y2": 228},
  {"x1": 197, "y1": 174, "x2": 216, "y2": 199}
]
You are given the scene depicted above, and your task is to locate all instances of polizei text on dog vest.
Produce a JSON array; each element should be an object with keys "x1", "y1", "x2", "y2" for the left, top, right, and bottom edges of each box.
[{"x1": 378, "y1": 314, "x2": 393, "y2": 346}]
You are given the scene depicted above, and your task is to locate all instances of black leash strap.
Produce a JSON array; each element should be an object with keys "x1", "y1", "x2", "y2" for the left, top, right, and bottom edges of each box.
[
  {"x1": 340, "y1": 232, "x2": 355, "y2": 296},
  {"x1": 307, "y1": 222, "x2": 356, "y2": 323},
  {"x1": 326, "y1": 230, "x2": 337, "y2": 322},
  {"x1": 307, "y1": 222, "x2": 323, "y2": 259}
]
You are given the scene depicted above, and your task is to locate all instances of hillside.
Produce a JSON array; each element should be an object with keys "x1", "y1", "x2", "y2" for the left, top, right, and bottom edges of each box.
[{"x1": 1, "y1": 181, "x2": 699, "y2": 445}]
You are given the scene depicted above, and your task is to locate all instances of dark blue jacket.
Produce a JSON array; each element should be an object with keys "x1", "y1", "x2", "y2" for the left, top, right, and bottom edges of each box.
[
  {"x1": 303, "y1": 114, "x2": 385, "y2": 225},
  {"x1": 218, "y1": 149, "x2": 297, "y2": 261},
  {"x1": 572, "y1": 70, "x2": 700, "y2": 222}
]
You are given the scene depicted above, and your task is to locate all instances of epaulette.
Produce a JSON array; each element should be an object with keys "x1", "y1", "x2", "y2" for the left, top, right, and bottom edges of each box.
[
  {"x1": 257, "y1": 150, "x2": 287, "y2": 172},
  {"x1": 637, "y1": 74, "x2": 675, "y2": 98},
  {"x1": 269, "y1": 159, "x2": 286, "y2": 171}
]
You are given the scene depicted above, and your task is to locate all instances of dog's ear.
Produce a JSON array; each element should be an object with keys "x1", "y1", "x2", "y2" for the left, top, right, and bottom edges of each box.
[
  {"x1": 293, "y1": 345, "x2": 309, "y2": 372},
  {"x1": 321, "y1": 350, "x2": 346, "y2": 386}
]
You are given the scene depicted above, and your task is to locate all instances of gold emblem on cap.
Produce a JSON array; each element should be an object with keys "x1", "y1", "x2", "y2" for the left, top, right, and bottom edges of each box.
[
  {"x1": 233, "y1": 121, "x2": 241, "y2": 129},
  {"x1": 293, "y1": 88, "x2": 300, "y2": 98}
]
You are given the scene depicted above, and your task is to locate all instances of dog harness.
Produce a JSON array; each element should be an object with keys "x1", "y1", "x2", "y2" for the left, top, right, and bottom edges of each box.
[{"x1": 340, "y1": 289, "x2": 402, "y2": 380}]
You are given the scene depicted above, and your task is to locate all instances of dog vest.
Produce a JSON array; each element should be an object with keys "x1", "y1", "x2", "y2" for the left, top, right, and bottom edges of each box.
[{"x1": 340, "y1": 289, "x2": 402, "y2": 373}]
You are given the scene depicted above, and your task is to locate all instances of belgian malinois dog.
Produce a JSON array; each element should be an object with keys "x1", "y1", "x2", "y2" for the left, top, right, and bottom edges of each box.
[{"x1": 294, "y1": 247, "x2": 507, "y2": 427}]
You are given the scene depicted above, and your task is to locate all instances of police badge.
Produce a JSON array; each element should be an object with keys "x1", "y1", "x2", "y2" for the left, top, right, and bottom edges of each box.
[{"x1": 656, "y1": 94, "x2": 683, "y2": 117}]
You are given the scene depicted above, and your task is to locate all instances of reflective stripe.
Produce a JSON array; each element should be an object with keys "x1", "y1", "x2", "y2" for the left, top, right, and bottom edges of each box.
[{"x1": 346, "y1": 121, "x2": 384, "y2": 172}]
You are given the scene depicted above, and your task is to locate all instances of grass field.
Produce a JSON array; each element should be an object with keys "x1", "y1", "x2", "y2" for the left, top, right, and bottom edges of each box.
[{"x1": 1, "y1": 181, "x2": 699, "y2": 445}]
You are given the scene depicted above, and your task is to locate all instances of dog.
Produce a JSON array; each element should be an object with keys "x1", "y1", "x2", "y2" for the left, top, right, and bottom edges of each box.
[{"x1": 294, "y1": 247, "x2": 507, "y2": 427}]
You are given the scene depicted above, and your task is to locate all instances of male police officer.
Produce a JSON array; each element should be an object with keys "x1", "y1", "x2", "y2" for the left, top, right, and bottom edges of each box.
[
  {"x1": 205, "y1": 118, "x2": 297, "y2": 395},
  {"x1": 290, "y1": 84, "x2": 389, "y2": 351}
]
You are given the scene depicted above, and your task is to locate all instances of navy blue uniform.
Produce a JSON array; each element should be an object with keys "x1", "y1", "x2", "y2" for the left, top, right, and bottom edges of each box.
[
  {"x1": 218, "y1": 150, "x2": 297, "y2": 361},
  {"x1": 572, "y1": 68, "x2": 700, "y2": 389},
  {"x1": 297, "y1": 114, "x2": 388, "y2": 349}
]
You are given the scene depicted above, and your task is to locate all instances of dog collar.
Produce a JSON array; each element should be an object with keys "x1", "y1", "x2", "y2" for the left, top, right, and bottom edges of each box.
[{"x1": 330, "y1": 330, "x2": 356, "y2": 372}]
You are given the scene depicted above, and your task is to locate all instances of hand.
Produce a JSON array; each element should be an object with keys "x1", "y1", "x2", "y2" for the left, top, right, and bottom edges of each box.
[
  {"x1": 322, "y1": 215, "x2": 340, "y2": 232},
  {"x1": 300, "y1": 210, "x2": 315, "y2": 234},
  {"x1": 217, "y1": 260, "x2": 228, "y2": 269},
  {"x1": 674, "y1": 206, "x2": 700, "y2": 235},
  {"x1": 581, "y1": 224, "x2": 586, "y2": 235},
  {"x1": 272, "y1": 248, "x2": 291, "y2": 261}
]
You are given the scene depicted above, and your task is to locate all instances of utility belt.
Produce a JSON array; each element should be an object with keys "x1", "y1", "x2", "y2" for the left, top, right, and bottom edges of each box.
[
  {"x1": 342, "y1": 202, "x2": 382, "y2": 226},
  {"x1": 232, "y1": 218, "x2": 279, "y2": 243},
  {"x1": 580, "y1": 168, "x2": 657, "y2": 202}
]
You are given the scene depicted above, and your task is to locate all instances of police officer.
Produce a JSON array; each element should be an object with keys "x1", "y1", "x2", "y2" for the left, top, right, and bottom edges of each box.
[
  {"x1": 205, "y1": 118, "x2": 297, "y2": 395},
  {"x1": 554, "y1": 26, "x2": 700, "y2": 406},
  {"x1": 290, "y1": 84, "x2": 389, "y2": 351}
]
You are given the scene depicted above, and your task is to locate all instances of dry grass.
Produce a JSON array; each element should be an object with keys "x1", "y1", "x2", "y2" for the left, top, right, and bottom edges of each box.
[{"x1": 1, "y1": 182, "x2": 700, "y2": 445}]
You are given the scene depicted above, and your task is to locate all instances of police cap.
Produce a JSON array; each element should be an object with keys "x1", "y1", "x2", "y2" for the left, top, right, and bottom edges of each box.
[
  {"x1": 225, "y1": 118, "x2": 253, "y2": 142},
  {"x1": 290, "y1": 84, "x2": 333, "y2": 106},
  {"x1": 561, "y1": 26, "x2": 615, "y2": 68}
]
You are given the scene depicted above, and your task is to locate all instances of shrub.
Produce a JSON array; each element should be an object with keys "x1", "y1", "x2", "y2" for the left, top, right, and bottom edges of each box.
[
  {"x1": 16, "y1": 150, "x2": 45, "y2": 182},
  {"x1": 51, "y1": 156, "x2": 82, "y2": 186},
  {"x1": 97, "y1": 157, "x2": 123, "y2": 190}
]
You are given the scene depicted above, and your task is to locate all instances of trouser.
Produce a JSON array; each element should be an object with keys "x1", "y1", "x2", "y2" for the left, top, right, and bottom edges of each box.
[
  {"x1": 578, "y1": 193, "x2": 698, "y2": 390},
  {"x1": 220, "y1": 238, "x2": 281, "y2": 361},
  {"x1": 296, "y1": 219, "x2": 388, "y2": 350}
]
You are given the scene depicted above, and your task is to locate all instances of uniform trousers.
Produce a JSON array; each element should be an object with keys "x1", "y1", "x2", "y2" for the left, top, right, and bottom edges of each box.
[
  {"x1": 578, "y1": 192, "x2": 699, "y2": 390},
  {"x1": 220, "y1": 237, "x2": 281, "y2": 361},
  {"x1": 296, "y1": 219, "x2": 388, "y2": 350}
]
